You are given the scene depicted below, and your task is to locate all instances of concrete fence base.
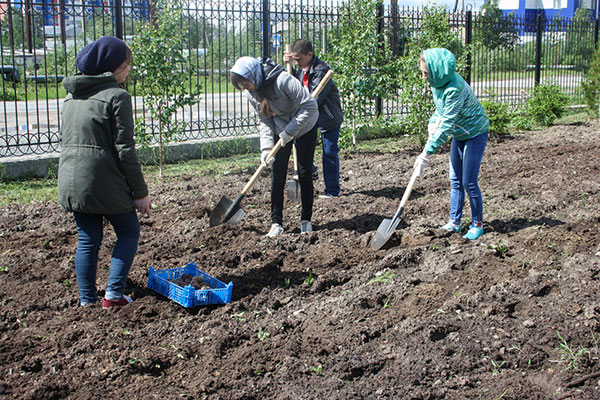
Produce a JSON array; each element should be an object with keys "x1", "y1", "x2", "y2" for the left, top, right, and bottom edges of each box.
[{"x1": 0, "y1": 135, "x2": 260, "y2": 180}]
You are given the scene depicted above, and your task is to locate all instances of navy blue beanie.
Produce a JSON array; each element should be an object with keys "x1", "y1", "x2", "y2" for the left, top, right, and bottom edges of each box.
[{"x1": 76, "y1": 36, "x2": 128, "y2": 75}]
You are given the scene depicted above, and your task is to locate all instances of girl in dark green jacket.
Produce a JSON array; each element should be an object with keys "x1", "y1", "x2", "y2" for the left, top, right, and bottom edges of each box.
[{"x1": 58, "y1": 36, "x2": 152, "y2": 308}]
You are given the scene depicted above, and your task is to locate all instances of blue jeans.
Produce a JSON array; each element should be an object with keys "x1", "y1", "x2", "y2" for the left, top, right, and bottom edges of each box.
[
  {"x1": 320, "y1": 126, "x2": 341, "y2": 196},
  {"x1": 73, "y1": 211, "x2": 140, "y2": 305},
  {"x1": 448, "y1": 132, "x2": 488, "y2": 228}
]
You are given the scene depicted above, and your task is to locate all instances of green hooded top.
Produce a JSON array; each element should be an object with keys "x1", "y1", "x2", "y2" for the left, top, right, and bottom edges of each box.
[
  {"x1": 58, "y1": 73, "x2": 148, "y2": 214},
  {"x1": 423, "y1": 48, "x2": 489, "y2": 154}
]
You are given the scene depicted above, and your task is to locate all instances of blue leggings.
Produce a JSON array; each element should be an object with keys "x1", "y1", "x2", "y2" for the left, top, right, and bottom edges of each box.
[{"x1": 448, "y1": 132, "x2": 488, "y2": 227}]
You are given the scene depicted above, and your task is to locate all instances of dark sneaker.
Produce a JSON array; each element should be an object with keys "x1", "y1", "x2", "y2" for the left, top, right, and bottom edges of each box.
[
  {"x1": 300, "y1": 220, "x2": 313, "y2": 233},
  {"x1": 102, "y1": 295, "x2": 133, "y2": 309}
]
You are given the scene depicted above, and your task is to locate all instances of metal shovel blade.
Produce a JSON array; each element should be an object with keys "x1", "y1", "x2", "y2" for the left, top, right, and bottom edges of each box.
[
  {"x1": 287, "y1": 177, "x2": 301, "y2": 203},
  {"x1": 371, "y1": 208, "x2": 404, "y2": 250},
  {"x1": 226, "y1": 208, "x2": 246, "y2": 225},
  {"x1": 209, "y1": 195, "x2": 243, "y2": 227}
]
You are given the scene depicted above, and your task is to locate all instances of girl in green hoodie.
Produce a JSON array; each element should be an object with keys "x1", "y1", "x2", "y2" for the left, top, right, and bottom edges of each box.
[{"x1": 413, "y1": 48, "x2": 489, "y2": 240}]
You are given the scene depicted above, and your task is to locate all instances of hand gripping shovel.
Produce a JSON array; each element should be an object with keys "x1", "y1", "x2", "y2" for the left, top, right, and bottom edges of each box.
[
  {"x1": 371, "y1": 165, "x2": 421, "y2": 250},
  {"x1": 209, "y1": 68, "x2": 335, "y2": 227},
  {"x1": 284, "y1": 45, "x2": 301, "y2": 203}
]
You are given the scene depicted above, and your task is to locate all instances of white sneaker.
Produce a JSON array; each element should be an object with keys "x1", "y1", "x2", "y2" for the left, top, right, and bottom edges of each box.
[
  {"x1": 300, "y1": 220, "x2": 313, "y2": 234},
  {"x1": 267, "y1": 223, "x2": 284, "y2": 237}
]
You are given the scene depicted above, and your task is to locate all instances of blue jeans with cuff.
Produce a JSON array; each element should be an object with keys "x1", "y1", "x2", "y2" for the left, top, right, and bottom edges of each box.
[
  {"x1": 448, "y1": 131, "x2": 488, "y2": 228},
  {"x1": 73, "y1": 211, "x2": 140, "y2": 306},
  {"x1": 320, "y1": 126, "x2": 341, "y2": 196}
]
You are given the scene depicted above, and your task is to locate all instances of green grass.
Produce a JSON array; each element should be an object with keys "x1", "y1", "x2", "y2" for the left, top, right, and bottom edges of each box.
[
  {"x1": 0, "y1": 178, "x2": 58, "y2": 206},
  {"x1": 0, "y1": 131, "x2": 448, "y2": 206},
  {"x1": 553, "y1": 110, "x2": 589, "y2": 125}
]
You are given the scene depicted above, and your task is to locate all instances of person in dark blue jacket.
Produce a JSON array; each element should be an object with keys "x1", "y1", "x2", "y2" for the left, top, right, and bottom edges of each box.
[{"x1": 284, "y1": 39, "x2": 344, "y2": 198}]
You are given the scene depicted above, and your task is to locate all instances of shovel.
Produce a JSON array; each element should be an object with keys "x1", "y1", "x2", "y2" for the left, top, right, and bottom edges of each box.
[
  {"x1": 284, "y1": 44, "x2": 301, "y2": 203},
  {"x1": 286, "y1": 144, "x2": 301, "y2": 202},
  {"x1": 371, "y1": 165, "x2": 420, "y2": 250},
  {"x1": 209, "y1": 69, "x2": 335, "y2": 227},
  {"x1": 209, "y1": 140, "x2": 284, "y2": 227}
]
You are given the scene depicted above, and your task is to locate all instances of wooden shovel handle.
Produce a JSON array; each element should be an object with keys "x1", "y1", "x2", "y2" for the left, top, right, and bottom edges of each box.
[
  {"x1": 292, "y1": 143, "x2": 299, "y2": 171},
  {"x1": 401, "y1": 167, "x2": 420, "y2": 208},
  {"x1": 241, "y1": 139, "x2": 283, "y2": 195},
  {"x1": 312, "y1": 69, "x2": 334, "y2": 99},
  {"x1": 285, "y1": 44, "x2": 293, "y2": 75}
]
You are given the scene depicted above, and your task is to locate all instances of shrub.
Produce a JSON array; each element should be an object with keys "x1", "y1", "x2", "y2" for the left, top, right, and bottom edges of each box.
[
  {"x1": 480, "y1": 98, "x2": 511, "y2": 135},
  {"x1": 510, "y1": 109, "x2": 533, "y2": 131},
  {"x1": 525, "y1": 82, "x2": 568, "y2": 126},
  {"x1": 582, "y1": 44, "x2": 600, "y2": 118}
]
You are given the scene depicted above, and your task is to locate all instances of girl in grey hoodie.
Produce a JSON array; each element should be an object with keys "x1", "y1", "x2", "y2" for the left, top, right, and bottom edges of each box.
[{"x1": 230, "y1": 57, "x2": 318, "y2": 237}]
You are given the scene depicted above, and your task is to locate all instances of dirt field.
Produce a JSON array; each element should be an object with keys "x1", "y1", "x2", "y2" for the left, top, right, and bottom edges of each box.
[{"x1": 1, "y1": 121, "x2": 600, "y2": 400}]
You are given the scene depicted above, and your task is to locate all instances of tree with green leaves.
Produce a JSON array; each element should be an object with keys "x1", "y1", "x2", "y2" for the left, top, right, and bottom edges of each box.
[
  {"x1": 581, "y1": 43, "x2": 600, "y2": 118},
  {"x1": 475, "y1": 0, "x2": 519, "y2": 51},
  {"x1": 326, "y1": 0, "x2": 403, "y2": 148},
  {"x1": 397, "y1": 5, "x2": 466, "y2": 143},
  {"x1": 130, "y1": 0, "x2": 200, "y2": 177}
]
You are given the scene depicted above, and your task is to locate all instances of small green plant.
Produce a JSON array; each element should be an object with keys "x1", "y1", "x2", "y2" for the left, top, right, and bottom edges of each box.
[
  {"x1": 0, "y1": 266, "x2": 8, "y2": 272},
  {"x1": 486, "y1": 239, "x2": 509, "y2": 258},
  {"x1": 62, "y1": 279, "x2": 72, "y2": 287},
  {"x1": 257, "y1": 327, "x2": 270, "y2": 341},
  {"x1": 490, "y1": 359, "x2": 506, "y2": 375},
  {"x1": 128, "y1": 358, "x2": 145, "y2": 367},
  {"x1": 367, "y1": 270, "x2": 396, "y2": 285},
  {"x1": 556, "y1": 331, "x2": 589, "y2": 371},
  {"x1": 304, "y1": 273, "x2": 314, "y2": 286},
  {"x1": 525, "y1": 81, "x2": 569, "y2": 126},
  {"x1": 284, "y1": 277, "x2": 291, "y2": 286},
  {"x1": 310, "y1": 364, "x2": 324, "y2": 375}
]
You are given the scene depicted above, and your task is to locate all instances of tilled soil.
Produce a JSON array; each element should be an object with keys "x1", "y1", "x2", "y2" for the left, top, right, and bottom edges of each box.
[{"x1": 1, "y1": 122, "x2": 600, "y2": 400}]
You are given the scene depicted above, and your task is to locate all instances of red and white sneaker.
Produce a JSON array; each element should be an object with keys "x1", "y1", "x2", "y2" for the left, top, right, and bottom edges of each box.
[{"x1": 102, "y1": 295, "x2": 133, "y2": 309}]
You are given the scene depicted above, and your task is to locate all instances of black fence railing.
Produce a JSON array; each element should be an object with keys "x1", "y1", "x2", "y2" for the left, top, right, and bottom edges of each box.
[{"x1": 0, "y1": 0, "x2": 597, "y2": 158}]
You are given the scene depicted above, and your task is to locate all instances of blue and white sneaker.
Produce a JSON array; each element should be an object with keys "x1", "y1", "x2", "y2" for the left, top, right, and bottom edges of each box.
[
  {"x1": 440, "y1": 221, "x2": 461, "y2": 233},
  {"x1": 463, "y1": 226, "x2": 484, "y2": 240}
]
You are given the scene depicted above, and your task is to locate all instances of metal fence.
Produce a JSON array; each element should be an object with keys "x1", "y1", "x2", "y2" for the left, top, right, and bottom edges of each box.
[{"x1": 0, "y1": 0, "x2": 598, "y2": 158}]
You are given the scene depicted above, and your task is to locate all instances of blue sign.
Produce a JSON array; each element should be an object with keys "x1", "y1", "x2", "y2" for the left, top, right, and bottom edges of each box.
[{"x1": 272, "y1": 34, "x2": 281, "y2": 48}]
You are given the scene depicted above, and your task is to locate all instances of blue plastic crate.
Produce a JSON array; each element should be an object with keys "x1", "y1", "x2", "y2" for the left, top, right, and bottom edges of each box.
[{"x1": 147, "y1": 262, "x2": 233, "y2": 307}]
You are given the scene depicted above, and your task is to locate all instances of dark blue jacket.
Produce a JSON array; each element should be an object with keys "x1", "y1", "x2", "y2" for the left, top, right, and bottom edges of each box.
[{"x1": 293, "y1": 56, "x2": 343, "y2": 131}]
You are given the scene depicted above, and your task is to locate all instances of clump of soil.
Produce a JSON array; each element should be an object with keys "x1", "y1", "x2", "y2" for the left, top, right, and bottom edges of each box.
[
  {"x1": 1, "y1": 122, "x2": 600, "y2": 399},
  {"x1": 169, "y1": 273, "x2": 210, "y2": 290}
]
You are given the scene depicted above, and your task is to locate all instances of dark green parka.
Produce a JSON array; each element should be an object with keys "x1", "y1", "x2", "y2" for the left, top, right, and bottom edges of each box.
[{"x1": 58, "y1": 73, "x2": 148, "y2": 214}]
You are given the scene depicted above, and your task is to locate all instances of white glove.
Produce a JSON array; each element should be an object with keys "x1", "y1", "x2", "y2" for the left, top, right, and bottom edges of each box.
[
  {"x1": 261, "y1": 149, "x2": 274, "y2": 167},
  {"x1": 413, "y1": 150, "x2": 430, "y2": 177},
  {"x1": 428, "y1": 120, "x2": 441, "y2": 140},
  {"x1": 279, "y1": 131, "x2": 294, "y2": 145}
]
